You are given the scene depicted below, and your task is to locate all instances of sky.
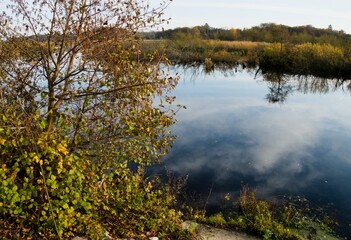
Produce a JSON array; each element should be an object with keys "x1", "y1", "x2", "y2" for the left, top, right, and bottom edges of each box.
[
  {"x1": 157, "y1": 0, "x2": 351, "y2": 33},
  {"x1": 1, "y1": 0, "x2": 350, "y2": 33}
]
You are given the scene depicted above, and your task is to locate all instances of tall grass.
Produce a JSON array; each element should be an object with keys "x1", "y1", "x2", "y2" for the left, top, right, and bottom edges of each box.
[
  {"x1": 141, "y1": 39, "x2": 264, "y2": 66},
  {"x1": 141, "y1": 38, "x2": 351, "y2": 78},
  {"x1": 258, "y1": 42, "x2": 351, "y2": 78}
]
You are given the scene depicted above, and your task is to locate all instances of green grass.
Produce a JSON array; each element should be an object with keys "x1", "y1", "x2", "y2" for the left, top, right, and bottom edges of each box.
[{"x1": 198, "y1": 187, "x2": 341, "y2": 240}]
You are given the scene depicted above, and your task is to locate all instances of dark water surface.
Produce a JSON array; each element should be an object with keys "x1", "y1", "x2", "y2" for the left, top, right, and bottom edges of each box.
[{"x1": 163, "y1": 66, "x2": 351, "y2": 237}]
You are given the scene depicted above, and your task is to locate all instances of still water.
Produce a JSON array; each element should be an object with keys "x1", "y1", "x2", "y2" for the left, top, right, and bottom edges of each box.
[{"x1": 163, "y1": 66, "x2": 351, "y2": 236}]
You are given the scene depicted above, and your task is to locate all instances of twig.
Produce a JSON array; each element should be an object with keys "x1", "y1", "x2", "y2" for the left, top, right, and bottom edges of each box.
[{"x1": 203, "y1": 183, "x2": 214, "y2": 211}]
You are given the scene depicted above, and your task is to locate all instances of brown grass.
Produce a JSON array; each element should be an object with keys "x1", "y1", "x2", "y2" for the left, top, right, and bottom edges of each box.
[
  {"x1": 142, "y1": 39, "x2": 267, "y2": 48},
  {"x1": 206, "y1": 40, "x2": 268, "y2": 49}
]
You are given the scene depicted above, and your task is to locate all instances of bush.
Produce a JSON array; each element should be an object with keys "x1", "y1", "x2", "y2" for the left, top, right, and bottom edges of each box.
[
  {"x1": 93, "y1": 165, "x2": 185, "y2": 239},
  {"x1": 0, "y1": 0, "x2": 186, "y2": 238},
  {"x1": 205, "y1": 213, "x2": 227, "y2": 228},
  {"x1": 0, "y1": 106, "x2": 186, "y2": 239},
  {"x1": 0, "y1": 108, "x2": 102, "y2": 238}
]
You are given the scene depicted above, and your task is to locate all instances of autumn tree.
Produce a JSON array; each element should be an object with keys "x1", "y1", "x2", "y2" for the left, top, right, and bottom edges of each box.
[
  {"x1": 0, "y1": 0, "x2": 178, "y2": 163},
  {"x1": 0, "y1": 0, "x2": 186, "y2": 238}
]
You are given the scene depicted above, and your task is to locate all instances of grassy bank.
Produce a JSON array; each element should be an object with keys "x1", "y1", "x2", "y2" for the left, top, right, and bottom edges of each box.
[
  {"x1": 195, "y1": 188, "x2": 341, "y2": 240},
  {"x1": 141, "y1": 39, "x2": 351, "y2": 79}
]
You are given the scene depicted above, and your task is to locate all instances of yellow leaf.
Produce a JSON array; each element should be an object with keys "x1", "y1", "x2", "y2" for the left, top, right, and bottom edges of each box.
[
  {"x1": 57, "y1": 143, "x2": 68, "y2": 155},
  {"x1": 0, "y1": 137, "x2": 5, "y2": 145},
  {"x1": 68, "y1": 206, "x2": 74, "y2": 214},
  {"x1": 33, "y1": 156, "x2": 40, "y2": 163}
]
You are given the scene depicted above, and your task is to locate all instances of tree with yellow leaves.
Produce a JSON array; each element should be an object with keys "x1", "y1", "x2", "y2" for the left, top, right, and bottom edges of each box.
[{"x1": 0, "y1": 0, "x2": 187, "y2": 239}]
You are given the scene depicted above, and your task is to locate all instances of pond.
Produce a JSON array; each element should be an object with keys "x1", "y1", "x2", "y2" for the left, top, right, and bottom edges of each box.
[{"x1": 162, "y1": 65, "x2": 351, "y2": 237}]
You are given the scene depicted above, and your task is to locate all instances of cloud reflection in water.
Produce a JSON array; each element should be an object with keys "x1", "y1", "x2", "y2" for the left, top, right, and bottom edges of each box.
[{"x1": 163, "y1": 67, "x2": 351, "y2": 225}]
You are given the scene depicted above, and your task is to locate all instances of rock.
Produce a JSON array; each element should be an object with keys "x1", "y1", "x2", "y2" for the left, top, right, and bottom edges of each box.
[
  {"x1": 182, "y1": 221, "x2": 260, "y2": 240},
  {"x1": 182, "y1": 221, "x2": 200, "y2": 234}
]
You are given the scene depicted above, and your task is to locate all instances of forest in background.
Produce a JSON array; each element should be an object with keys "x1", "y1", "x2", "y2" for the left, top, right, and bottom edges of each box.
[{"x1": 141, "y1": 23, "x2": 351, "y2": 47}]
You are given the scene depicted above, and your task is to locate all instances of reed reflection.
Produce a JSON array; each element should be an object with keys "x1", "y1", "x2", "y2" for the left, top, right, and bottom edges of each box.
[{"x1": 259, "y1": 70, "x2": 351, "y2": 104}]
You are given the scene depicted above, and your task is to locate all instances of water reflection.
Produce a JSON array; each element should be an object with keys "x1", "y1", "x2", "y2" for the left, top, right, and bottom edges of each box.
[
  {"x1": 164, "y1": 65, "x2": 351, "y2": 236},
  {"x1": 263, "y1": 72, "x2": 294, "y2": 103},
  {"x1": 259, "y1": 71, "x2": 351, "y2": 103},
  {"x1": 171, "y1": 64, "x2": 351, "y2": 103},
  {"x1": 295, "y1": 76, "x2": 351, "y2": 94}
]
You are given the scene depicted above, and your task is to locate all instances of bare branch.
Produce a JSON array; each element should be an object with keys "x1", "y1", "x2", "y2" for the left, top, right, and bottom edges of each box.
[{"x1": 62, "y1": 81, "x2": 154, "y2": 100}]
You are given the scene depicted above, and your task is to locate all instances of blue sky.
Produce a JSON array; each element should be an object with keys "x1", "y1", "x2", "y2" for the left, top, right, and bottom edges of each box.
[
  {"x1": 159, "y1": 0, "x2": 351, "y2": 33},
  {"x1": 1, "y1": 0, "x2": 350, "y2": 33}
]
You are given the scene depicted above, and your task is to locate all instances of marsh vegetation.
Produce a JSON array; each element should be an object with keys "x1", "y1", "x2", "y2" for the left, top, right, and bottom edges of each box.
[{"x1": 142, "y1": 23, "x2": 351, "y2": 79}]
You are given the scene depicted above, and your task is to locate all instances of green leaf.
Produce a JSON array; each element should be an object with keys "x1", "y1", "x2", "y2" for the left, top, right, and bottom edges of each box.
[
  {"x1": 2, "y1": 180, "x2": 8, "y2": 187},
  {"x1": 39, "y1": 120, "x2": 47, "y2": 129},
  {"x1": 51, "y1": 182, "x2": 58, "y2": 190}
]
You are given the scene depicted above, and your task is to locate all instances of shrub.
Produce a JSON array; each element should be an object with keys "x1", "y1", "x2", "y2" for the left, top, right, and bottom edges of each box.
[
  {"x1": 205, "y1": 213, "x2": 227, "y2": 228},
  {"x1": 0, "y1": 105, "x2": 187, "y2": 239},
  {"x1": 0, "y1": 108, "x2": 102, "y2": 238},
  {"x1": 0, "y1": 0, "x2": 186, "y2": 238}
]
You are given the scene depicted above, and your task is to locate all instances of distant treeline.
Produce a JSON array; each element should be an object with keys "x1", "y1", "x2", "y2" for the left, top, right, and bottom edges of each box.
[{"x1": 141, "y1": 23, "x2": 351, "y2": 48}]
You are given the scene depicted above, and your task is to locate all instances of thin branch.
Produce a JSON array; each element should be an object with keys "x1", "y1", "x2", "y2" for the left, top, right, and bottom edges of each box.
[
  {"x1": 62, "y1": 81, "x2": 154, "y2": 100},
  {"x1": 53, "y1": 66, "x2": 86, "y2": 87},
  {"x1": 0, "y1": 63, "x2": 45, "y2": 93},
  {"x1": 47, "y1": 0, "x2": 59, "y2": 66}
]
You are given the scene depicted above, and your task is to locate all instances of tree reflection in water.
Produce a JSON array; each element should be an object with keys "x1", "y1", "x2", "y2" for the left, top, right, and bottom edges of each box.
[
  {"x1": 260, "y1": 70, "x2": 351, "y2": 104},
  {"x1": 170, "y1": 63, "x2": 351, "y2": 104},
  {"x1": 262, "y1": 72, "x2": 294, "y2": 103}
]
